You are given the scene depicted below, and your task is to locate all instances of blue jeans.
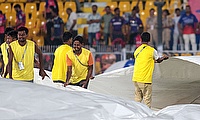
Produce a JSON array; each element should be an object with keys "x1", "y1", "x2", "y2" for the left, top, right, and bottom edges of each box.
[
  {"x1": 88, "y1": 33, "x2": 96, "y2": 46},
  {"x1": 104, "y1": 33, "x2": 110, "y2": 45},
  {"x1": 196, "y1": 34, "x2": 200, "y2": 50}
]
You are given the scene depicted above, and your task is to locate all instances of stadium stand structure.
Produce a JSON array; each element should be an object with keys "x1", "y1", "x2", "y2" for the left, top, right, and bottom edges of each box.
[{"x1": 0, "y1": 0, "x2": 186, "y2": 48}]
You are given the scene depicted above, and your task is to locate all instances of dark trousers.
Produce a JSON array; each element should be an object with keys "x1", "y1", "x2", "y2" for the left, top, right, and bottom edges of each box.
[
  {"x1": 71, "y1": 30, "x2": 78, "y2": 39},
  {"x1": 129, "y1": 33, "x2": 138, "y2": 45},
  {"x1": 0, "y1": 33, "x2": 5, "y2": 45},
  {"x1": 69, "y1": 80, "x2": 89, "y2": 89}
]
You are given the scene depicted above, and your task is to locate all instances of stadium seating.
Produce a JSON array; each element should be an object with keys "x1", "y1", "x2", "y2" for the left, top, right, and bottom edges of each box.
[
  {"x1": 1, "y1": 3, "x2": 11, "y2": 14},
  {"x1": 146, "y1": 1, "x2": 156, "y2": 10},
  {"x1": 37, "y1": 2, "x2": 46, "y2": 19},
  {"x1": 38, "y1": 2, "x2": 46, "y2": 14},
  {"x1": 6, "y1": 0, "x2": 19, "y2": 2},
  {"x1": 83, "y1": 7, "x2": 91, "y2": 13},
  {"x1": 59, "y1": 11, "x2": 68, "y2": 23},
  {"x1": 107, "y1": 2, "x2": 117, "y2": 13},
  {"x1": 140, "y1": 9, "x2": 149, "y2": 27},
  {"x1": 19, "y1": 0, "x2": 27, "y2": 2},
  {"x1": 64, "y1": 2, "x2": 76, "y2": 12},
  {"x1": 34, "y1": 36, "x2": 44, "y2": 47},
  {"x1": 77, "y1": 18, "x2": 87, "y2": 25},
  {"x1": 26, "y1": 12, "x2": 37, "y2": 21},
  {"x1": 25, "y1": 3, "x2": 37, "y2": 13},
  {"x1": 5, "y1": 12, "x2": 16, "y2": 27},
  {"x1": 98, "y1": 7, "x2": 105, "y2": 16},
  {"x1": 25, "y1": 19, "x2": 36, "y2": 30},
  {"x1": 58, "y1": 1, "x2": 64, "y2": 12},
  {"x1": 119, "y1": 2, "x2": 131, "y2": 13},
  {"x1": 95, "y1": 0, "x2": 112, "y2": 2},
  {"x1": 78, "y1": 27, "x2": 84, "y2": 35}
]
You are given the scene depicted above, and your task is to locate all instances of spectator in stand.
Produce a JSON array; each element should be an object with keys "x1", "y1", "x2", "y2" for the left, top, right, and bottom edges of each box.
[
  {"x1": 66, "y1": 8, "x2": 77, "y2": 38},
  {"x1": 146, "y1": 8, "x2": 158, "y2": 49},
  {"x1": 173, "y1": 8, "x2": 184, "y2": 51},
  {"x1": 110, "y1": 8, "x2": 126, "y2": 43},
  {"x1": 13, "y1": 4, "x2": 26, "y2": 30},
  {"x1": 178, "y1": 5, "x2": 198, "y2": 51},
  {"x1": 101, "y1": 6, "x2": 113, "y2": 45},
  {"x1": 44, "y1": 12, "x2": 54, "y2": 45},
  {"x1": 49, "y1": 6, "x2": 64, "y2": 45},
  {"x1": 87, "y1": 5, "x2": 101, "y2": 47},
  {"x1": 162, "y1": 9, "x2": 173, "y2": 50},
  {"x1": 44, "y1": 0, "x2": 58, "y2": 19},
  {"x1": 0, "y1": 10, "x2": 6, "y2": 45},
  {"x1": 127, "y1": 7, "x2": 143, "y2": 46},
  {"x1": 196, "y1": 22, "x2": 200, "y2": 50}
]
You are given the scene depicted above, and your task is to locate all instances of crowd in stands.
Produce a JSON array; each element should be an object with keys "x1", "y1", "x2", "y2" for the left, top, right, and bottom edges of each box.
[{"x1": 0, "y1": 0, "x2": 199, "y2": 73}]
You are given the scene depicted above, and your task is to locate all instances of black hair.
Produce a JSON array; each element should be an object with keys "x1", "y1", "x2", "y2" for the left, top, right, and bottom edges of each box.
[
  {"x1": 132, "y1": 7, "x2": 137, "y2": 11},
  {"x1": 114, "y1": 7, "x2": 120, "y2": 12},
  {"x1": 63, "y1": 32, "x2": 73, "y2": 42},
  {"x1": 14, "y1": 4, "x2": 21, "y2": 9},
  {"x1": 4, "y1": 27, "x2": 14, "y2": 35},
  {"x1": 73, "y1": 35, "x2": 83, "y2": 44},
  {"x1": 175, "y1": 8, "x2": 181, "y2": 12},
  {"x1": 17, "y1": 27, "x2": 29, "y2": 35},
  {"x1": 0, "y1": 10, "x2": 2, "y2": 14},
  {"x1": 186, "y1": 5, "x2": 190, "y2": 8},
  {"x1": 66, "y1": 8, "x2": 72, "y2": 12},
  {"x1": 132, "y1": 6, "x2": 138, "y2": 11},
  {"x1": 105, "y1": 6, "x2": 110, "y2": 9},
  {"x1": 92, "y1": 5, "x2": 98, "y2": 8},
  {"x1": 7, "y1": 30, "x2": 18, "y2": 40},
  {"x1": 163, "y1": 9, "x2": 170, "y2": 15},
  {"x1": 50, "y1": 6, "x2": 58, "y2": 15},
  {"x1": 141, "y1": 32, "x2": 151, "y2": 42},
  {"x1": 149, "y1": 8, "x2": 155, "y2": 12}
]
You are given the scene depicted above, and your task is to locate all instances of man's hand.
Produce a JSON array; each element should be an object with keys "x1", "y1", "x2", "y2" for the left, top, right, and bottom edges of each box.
[
  {"x1": 162, "y1": 54, "x2": 169, "y2": 60},
  {"x1": 64, "y1": 81, "x2": 69, "y2": 87},
  {"x1": 81, "y1": 80, "x2": 88, "y2": 88},
  {"x1": 39, "y1": 69, "x2": 49, "y2": 80}
]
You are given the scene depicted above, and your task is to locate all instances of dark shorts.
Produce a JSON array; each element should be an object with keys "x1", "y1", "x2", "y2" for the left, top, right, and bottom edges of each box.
[
  {"x1": 53, "y1": 80, "x2": 65, "y2": 84},
  {"x1": 69, "y1": 80, "x2": 89, "y2": 89},
  {"x1": 24, "y1": 80, "x2": 34, "y2": 83}
]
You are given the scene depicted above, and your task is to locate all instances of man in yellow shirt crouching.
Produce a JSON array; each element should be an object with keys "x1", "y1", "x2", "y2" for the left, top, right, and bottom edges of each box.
[
  {"x1": 52, "y1": 32, "x2": 73, "y2": 83},
  {"x1": 64, "y1": 36, "x2": 94, "y2": 89}
]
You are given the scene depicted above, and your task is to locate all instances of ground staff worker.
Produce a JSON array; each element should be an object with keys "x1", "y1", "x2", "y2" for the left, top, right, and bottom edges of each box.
[
  {"x1": 132, "y1": 32, "x2": 168, "y2": 108},
  {"x1": 64, "y1": 36, "x2": 93, "y2": 89}
]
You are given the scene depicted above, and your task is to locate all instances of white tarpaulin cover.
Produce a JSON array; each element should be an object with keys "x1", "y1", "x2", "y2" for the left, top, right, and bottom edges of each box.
[{"x1": 0, "y1": 78, "x2": 200, "y2": 120}]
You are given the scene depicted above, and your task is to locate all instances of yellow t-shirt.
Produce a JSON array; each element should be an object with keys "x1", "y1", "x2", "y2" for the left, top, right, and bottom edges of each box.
[
  {"x1": 132, "y1": 44, "x2": 156, "y2": 83},
  {"x1": 52, "y1": 44, "x2": 72, "y2": 82},
  {"x1": 66, "y1": 48, "x2": 93, "y2": 84},
  {"x1": 0, "y1": 42, "x2": 9, "y2": 78},
  {"x1": 10, "y1": 40, "x2": 35, "y2": 81}
]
